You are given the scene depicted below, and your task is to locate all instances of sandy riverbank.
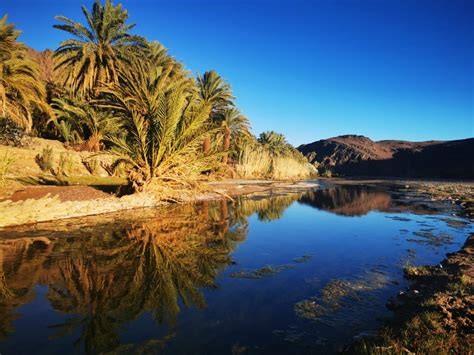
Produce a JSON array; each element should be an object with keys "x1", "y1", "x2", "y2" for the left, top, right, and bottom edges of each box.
[{"x1": 0, "y1": 180, "x2": 318, "y2": 228}]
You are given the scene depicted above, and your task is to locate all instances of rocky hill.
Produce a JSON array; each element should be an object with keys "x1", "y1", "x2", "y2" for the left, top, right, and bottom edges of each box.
[{"x1": 298, "y1": 135, "x2": 474, "y2": 179}]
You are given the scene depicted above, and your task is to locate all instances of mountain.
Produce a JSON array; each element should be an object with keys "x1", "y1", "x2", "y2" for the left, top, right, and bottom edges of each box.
[{"x1": 298, "y1": 135, "x2": 474, "y2": 179}]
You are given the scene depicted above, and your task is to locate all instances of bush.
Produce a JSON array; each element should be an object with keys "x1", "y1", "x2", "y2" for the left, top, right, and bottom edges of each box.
[
  {"x1": 318, "y1": 167, "x2": 333, "y2": 178},
  {"x1": 0, "y1": 118, "x2": 26, "y2": 147},
  {"x1": 35, "y1": 146, "x2": 54, "y2": 172},
  {"x1": 55, "y1": 152, "x2": 74, "y2": 177},
  {"x1": 82, "y1": 158, "x2": 100, "y2": 175}
]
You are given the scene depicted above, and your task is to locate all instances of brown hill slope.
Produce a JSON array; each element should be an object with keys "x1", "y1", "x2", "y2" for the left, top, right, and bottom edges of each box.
[{"x1": 298, "y1": 135, "x2": 474, "y2": 179}]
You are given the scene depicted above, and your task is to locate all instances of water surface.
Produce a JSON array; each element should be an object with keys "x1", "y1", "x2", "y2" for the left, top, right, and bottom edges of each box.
[{"x1": 0, "y1": 184, "x2": 471, "y2": 354}]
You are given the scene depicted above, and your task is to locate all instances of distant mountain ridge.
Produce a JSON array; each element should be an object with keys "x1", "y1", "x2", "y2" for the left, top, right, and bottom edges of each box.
[{"x1": 298, "y1": 135, "x2": 474, "y2": 179}]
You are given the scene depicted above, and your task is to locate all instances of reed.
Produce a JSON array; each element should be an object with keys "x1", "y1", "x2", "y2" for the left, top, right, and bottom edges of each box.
[{"x1": 235, "y1": 145, "x2": 315, "y2": 180}]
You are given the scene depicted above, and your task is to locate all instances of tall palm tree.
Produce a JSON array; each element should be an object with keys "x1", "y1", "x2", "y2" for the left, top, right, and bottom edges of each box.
[
  {"x1": 53, "y1": 0, "x2": 146, "y2": 97},
  {"x1": 196, "y1": 70, "x2": 234, "y2": 119},
  {"x1": 0, "y1": 16, "x2": 48, "y2": 132},
  {"x1": 196, "y1": 71, "x2": 234, "y2": 155},
  {"x1": 100, "y1": 59, "x2": 221, "y2": 191},
  {"x1": 221, "y1": 107, "x2": 251, "y2": 163}
]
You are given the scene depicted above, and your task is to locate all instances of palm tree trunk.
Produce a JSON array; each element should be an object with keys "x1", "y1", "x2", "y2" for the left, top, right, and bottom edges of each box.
[
  {"x1": 203, "y1": 137, "x2": 211, "y2": 155},
  {"x1": 222, "y1": 126, "x2": 231, "y2": 164}
]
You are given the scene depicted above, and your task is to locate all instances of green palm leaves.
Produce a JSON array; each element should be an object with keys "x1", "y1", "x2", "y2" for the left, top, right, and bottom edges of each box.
[
  {"x1": 0, "y1": 16, "x2": 48, "y2": 132},
  {"x1": 54, "y1": 0, "x2": 146, "y2": 97},
  {"x1": 196, "y1": 70, "x2": 252, "y2": 164},
  {"x1": 101, "y1": 59, "x2": 220, "y2": 190},
  {"x1": 51, "y1": 97, "x2": 122, "y2": 150},
  {"x1": 258, "y1": 131, "x2": 292, "y2": 155},
  {"x1": 196, "y1": 70, "x2": 234, "y2": 118}
]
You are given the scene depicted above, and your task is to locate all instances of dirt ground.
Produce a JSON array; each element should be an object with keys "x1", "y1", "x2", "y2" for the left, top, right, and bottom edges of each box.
[{"x1": 6, "y1": 185, "x2": 112, "y2": 202}]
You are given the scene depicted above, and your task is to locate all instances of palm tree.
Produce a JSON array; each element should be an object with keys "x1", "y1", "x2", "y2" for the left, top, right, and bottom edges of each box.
[
  {"x1": 100, "y1": 59, "x2": 221, "y2": 191},
  {"x1": 196, "y1": 70, "x2": 234, "y2": 117},
  {"x1": 0, "y1": 15, "x2": 17, "y2": 60},
  {"x1": 147, "y1": 41, "x2": 184, "y2": 80},
  {"x1": 221, "y1": 107, "x2": 251, "y2": 163},
  {"x1": 0, "y1": 16, "x2": 49, "y2": 132},
  {"x1": 258, "y1": 131, "x2": 291, "y2": 155},
  {"x1": 53, "y1": 0, "x2": 146, "y2": 97},
  {"x1": 51, "y1": 97, "x2": 122, "y2": 151},
  {"x1": 196, "y1": 71, "x2": 234, "y2": 155}
]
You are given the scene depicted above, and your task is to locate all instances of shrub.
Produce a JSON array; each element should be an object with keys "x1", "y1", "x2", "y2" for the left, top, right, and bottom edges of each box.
[
  {"x1": 55, "y1": 152, "x2": 74, "y2": 177},
  {"x1": 82, "y1": 158, "x2": 100, "y2": 175},
  {"x1": 35, "y1": 146, "x2": 54, "y2": 172},
  {"x1": 318, "y1": 166, "x2": 333, "y2": 178},
  {"x1": 0, "y1": 118, "x2": 26, "y2": 147}
]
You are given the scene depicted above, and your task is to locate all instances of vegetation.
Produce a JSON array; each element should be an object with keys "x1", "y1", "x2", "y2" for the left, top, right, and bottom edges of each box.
[
  {"x1": 82, "y1": 157, "x2": 100, "y2": 175},
  {"x1": 350, "y1": 235, "x2": 473, "y2": 354},
  {"x1": 35, "y1": 146, "x2": 54, "y2": 172},
  {"x1": 0, "y1": 151, "x2": 14, "y2": 186},
  {"x1": 236, "y1": 132, "x2": 315, "y2": 180},
  {"x1": 55, "y1": 152, "x2": 74, "y2": 176},
  {"x1": 0, "y1": 16, "x2": 50, "y2": 132},
  {"x1": 0, "y1": 0, "x2": 314, "y2": 195},
  {"x1": 51, "y1": 96, "x2": 122, "y2": 150},
  {"x1": 53, "y1": 0, "x2": 146, "y2": 97},
  {"x1": 99, "y1": 58, "x2": 223, "y2": 191}
]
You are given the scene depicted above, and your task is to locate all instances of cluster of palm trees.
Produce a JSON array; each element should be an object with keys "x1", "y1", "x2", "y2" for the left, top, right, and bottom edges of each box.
[
  {"x1": 0, "y1": 0, "x2": 311, "y2": 189},
  {"x1": 0, "y1": 16, "x2": 50, "y2": 132}
]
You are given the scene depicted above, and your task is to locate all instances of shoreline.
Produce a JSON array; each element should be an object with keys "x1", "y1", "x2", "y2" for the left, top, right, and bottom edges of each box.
[
  {"x1": 348, "y1": 233, "x2": 473, "y2": 354},
  {"x1": 341, "y1": 180, "x2": 473, "y2": 354},
  {"x1": 1, "y1": 178, "x2": 472, "y2": 229},
  {"x1": 0, "y1": 180, "x2": 318, "y2": 229}
]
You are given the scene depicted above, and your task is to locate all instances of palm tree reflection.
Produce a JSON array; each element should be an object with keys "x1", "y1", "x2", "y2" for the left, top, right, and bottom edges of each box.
[{"x1": 0, "y1": 195, "x2": 301, "y2": 352}]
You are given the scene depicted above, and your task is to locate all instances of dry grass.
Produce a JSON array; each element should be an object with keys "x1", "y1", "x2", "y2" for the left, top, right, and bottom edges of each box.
[
  {"x1": 235, "y1": 145, "x2": 315, "y2": 180},
  {"x1": 0, "y1": 152, "x2": 15, "y2": 187},
  {"x1": 271, "y1": 155, "x2": 315, "y2": 180},
  {"x1": 0, "y1": 137, "x2": 122, "y2": 182},
  {"x1": 235, "y1": 145, "x2": 272, "y2": 178}
]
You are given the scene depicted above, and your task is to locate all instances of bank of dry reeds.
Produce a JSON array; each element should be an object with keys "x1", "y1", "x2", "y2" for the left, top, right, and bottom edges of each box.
[{"x1": 235, "y1": 145, "x2": 315, "y2": 180}]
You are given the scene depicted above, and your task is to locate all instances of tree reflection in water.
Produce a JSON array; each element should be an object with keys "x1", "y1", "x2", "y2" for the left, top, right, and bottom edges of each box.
[{"x1": 0, "y1": 194, "x2": 303, "y2": 353}]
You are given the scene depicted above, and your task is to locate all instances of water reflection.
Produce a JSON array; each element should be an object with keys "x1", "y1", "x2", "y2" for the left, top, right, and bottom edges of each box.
[
  {"x1": 0, "y1": 186, "x2": 468, "y2": 354},
  {"x1": 298, "y1": 185, "x2": 448, "y2": 217},
  {"x1": 0, "y1": 202, "x2": 250, "y2": 352},
  {"x1": 0, "y1": 194, "x2": 306, "y2": 353},
  {"x1": 298, "y1": 186, "x2": 392, "y2": 216}
]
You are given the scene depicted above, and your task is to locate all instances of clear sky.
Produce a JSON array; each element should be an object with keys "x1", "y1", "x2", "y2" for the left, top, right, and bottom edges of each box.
[{"x1": 2, "y1": 0, "x2": 473, "y2": 145}]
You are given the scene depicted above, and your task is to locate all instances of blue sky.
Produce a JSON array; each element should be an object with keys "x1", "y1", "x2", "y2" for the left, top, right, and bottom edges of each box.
[{"x1": 2, "y1": 0, "x2": 473, "y2": 145}]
